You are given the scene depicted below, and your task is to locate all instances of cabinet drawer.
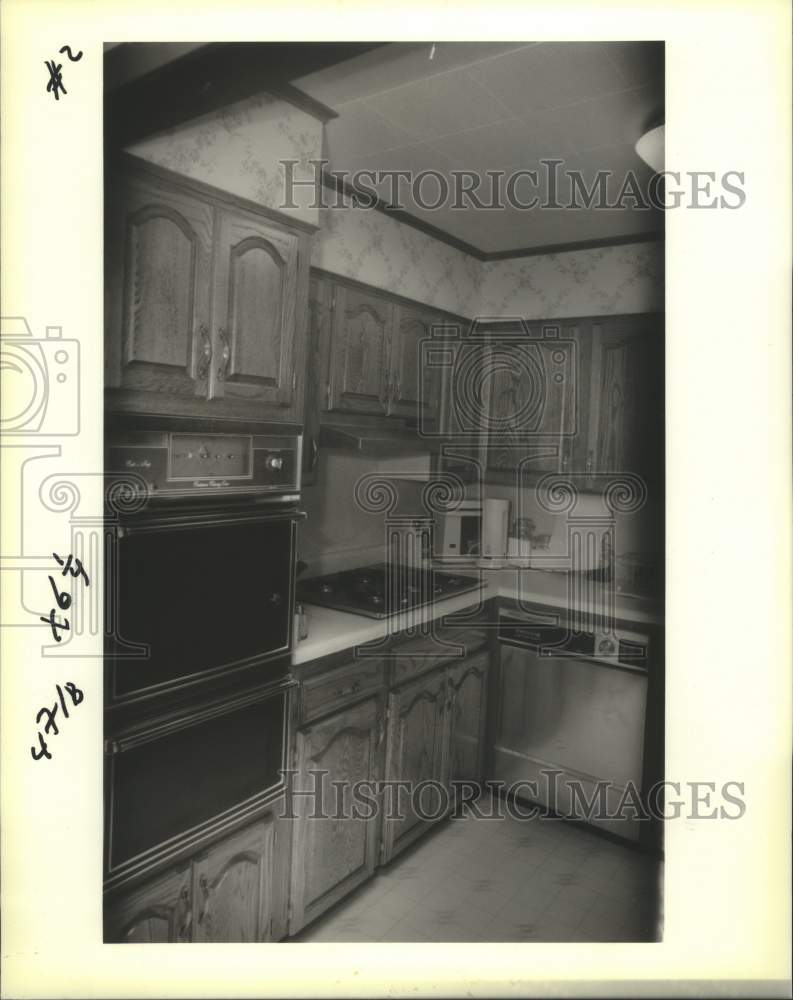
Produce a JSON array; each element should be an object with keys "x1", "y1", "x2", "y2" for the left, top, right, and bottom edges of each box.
[
  {"x1": 300, "y1": 658, "x2": 385, "y2": 722},
  {"x1": 391, "y1": 627, "x2": 487, "y2": 685}
]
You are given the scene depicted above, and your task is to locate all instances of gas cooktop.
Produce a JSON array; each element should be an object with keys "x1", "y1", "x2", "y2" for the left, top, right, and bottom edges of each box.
[{"x1": 296, "y1": 564, "x2": 482, "y2": 619}]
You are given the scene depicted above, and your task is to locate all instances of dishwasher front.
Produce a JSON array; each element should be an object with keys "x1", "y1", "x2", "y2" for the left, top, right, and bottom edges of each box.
[{"x1": 493, "y1": 610, "x2": 650, "y2": 840}]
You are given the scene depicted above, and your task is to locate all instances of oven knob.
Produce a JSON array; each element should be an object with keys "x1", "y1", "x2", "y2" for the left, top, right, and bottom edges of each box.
[
  {"x1": 598, "y1": 637, "x2": 616, "y2": 656},
  {"x1": 265, "y1": 455, "x2": 284, "y2": 471}
]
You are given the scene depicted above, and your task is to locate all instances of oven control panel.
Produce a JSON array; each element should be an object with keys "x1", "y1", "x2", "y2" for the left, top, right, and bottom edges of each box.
[{"x1": 106, "y1": 431, "x2": 301, "y2": 498}]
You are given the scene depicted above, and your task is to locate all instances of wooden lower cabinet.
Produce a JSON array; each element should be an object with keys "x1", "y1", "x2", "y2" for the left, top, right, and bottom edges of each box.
[
  {"x1": 288, "y1": 696, "x2": 385, "y2": 934},
  {"x1": 380, "y1": 667, "x2": 449, "y2": 865},
  {"x1": 192, "y1": 816, "x2": 281, "y2": 943},
  {"x1": 104, "y1": 861, "x2": 193, "y2": 943},
  {"x1": 447, "y1": 651, "x2": 490, "y2": 784},
  {"x1": 105, "y1": 806, "x2": 290, "y2": 943}
]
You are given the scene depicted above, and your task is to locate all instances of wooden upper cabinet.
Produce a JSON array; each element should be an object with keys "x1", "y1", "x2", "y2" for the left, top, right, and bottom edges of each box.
[
  {"x1": 327, "y1": 284, "x2": 394, "y2": 415},
  {"x1": 302, "y1": 273, "x2": 332, "y2": 484},
  {"x1": 586, "y1": 315, "x2": 663, "y2": 484},
  {"x1": 209, "y1": 208, "x2": 300, "y2": 410},
  {"x1": 485, "y1": 322, "x2": 578, "y2": 475},
  {"x1": 107, "y1": 171, "x2": 214, "y2": 398},
  {"x1": 105, "y1": 160, "x2": 310, "y2": 424},
  {"x1": 388, "y1": 304, "x2": 439, "y2": 420}
]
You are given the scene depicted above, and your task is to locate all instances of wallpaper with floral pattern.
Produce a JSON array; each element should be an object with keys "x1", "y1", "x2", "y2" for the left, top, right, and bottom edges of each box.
[
  {"x1": 312, "y1": 195, "x2": 662, "y2": 319},
  {"x1": 126, "y1": 93, "x2": 324, "y2": 226},
  {"x1": 480, "y1": 242, "x2": 663, "y2": 319},
  {"x1": 310, "y1": 196, "x2": 484, "y2": 317}
]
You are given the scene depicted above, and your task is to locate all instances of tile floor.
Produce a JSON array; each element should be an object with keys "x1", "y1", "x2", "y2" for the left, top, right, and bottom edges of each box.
[{"x1": 294, "y1": 798, "x2": 663, "y2": 943}]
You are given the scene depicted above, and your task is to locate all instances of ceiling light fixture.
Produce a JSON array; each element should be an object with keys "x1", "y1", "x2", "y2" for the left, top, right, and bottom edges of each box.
[{"x1": 635, "y1": 122, "x2": 665, "y2": 173}]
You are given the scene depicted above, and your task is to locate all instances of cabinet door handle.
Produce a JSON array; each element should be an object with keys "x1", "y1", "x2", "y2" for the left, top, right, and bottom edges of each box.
[
  {"x1": 310, "y1": 437, "x2": 319, "y2": 472},
  {"x1": 377, "y1": 717, "x2": 386, "y2": 746},
  {"x1": 217, "y1": 328, "x2": 231, "y2": 381},
  {"x1": 196, "y1": 324, "x2": 212, "y2": 379},
  {"x1": 586, "y1": 450, "x2": 593, "y2": 476},
  {"x1": 197, "y1": 874, "x2": 210, "y2": 924},
  {"x1": 337, "y1": 680, "x2": 360, "y2": 698}
]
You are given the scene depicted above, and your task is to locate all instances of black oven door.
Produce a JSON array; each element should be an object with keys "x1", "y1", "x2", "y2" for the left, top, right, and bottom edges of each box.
[
  {"x1": 104, "y1": 682, "x2": 289, "y2": 885},
  {"x1": 107, "y1": 507, "x2": 301, "y2": 705}
]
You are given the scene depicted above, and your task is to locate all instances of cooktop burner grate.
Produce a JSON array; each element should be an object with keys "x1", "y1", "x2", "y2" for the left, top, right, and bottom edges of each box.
[{"x1": 296, "y1": 564, "x2": 482, "y2": 619}]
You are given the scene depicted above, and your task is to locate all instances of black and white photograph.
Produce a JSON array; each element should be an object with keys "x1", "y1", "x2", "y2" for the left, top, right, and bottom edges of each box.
[
  {"x1": 101, "y1": 39, "x2": 666, "y2": 945},
  {"x1": 1, "y1": 4, "x2": 790, "y2": 999}
]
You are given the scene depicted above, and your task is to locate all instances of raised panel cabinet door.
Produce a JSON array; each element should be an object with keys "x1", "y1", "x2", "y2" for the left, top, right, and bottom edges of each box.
[
  {"x1": 327, "y1": 285, "x2": 393, "y2": 414},
  {"x1": 210, "y1": 208, "x2": 300, "y2": 412},
  {"x1": 586, "y1": 316, "x2": 663, "y2": 484},
  {"x1": 388, "y1": 305, "x2": 439, "y2": 420},
  {"x1": 447, "y1": 651, "x2": 490, "y2": 785},
  {"x1": 192, "y1": 817, "x2": 276, "y2": 943},
  {"x1": 104, "y1": 863, "x2": 193, "y2": 943},
  {"x1": 381, "y1": 667, "x2": 448, "y2": 864},
  {"x1": 303, "y1": 273, "x2": 333, "y2": 484},
  {"x1": 289, "y1": 696, "x2": 385, "y2": 934},
  {"x1": 486, "y1": 323, "x2": 577, "y2": 476},
  {"x1": 106, "y1": 172, "x2": 214, "y2": 399}
]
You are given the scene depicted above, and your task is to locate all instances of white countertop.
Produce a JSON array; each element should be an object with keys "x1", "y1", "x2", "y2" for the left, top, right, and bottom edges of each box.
[
  {"x1": 292, "y1": 567, "x2": 661, "y2": 665},
  {"x1": 293, "y1": 585, "x2": 490, "y2": 665}
]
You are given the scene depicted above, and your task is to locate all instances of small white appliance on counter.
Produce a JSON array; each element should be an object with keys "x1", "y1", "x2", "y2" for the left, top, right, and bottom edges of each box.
[
  {"x1": 435, "y1": 499, "x2": 482, "y2": 560},
  {"x1": 481, "y1": 498, "x2": 511, "y2": 562}
]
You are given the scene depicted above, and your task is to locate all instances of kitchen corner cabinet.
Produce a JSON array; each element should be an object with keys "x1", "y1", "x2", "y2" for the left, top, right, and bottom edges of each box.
[
  {"x1": 315, "y1": 270, "x2": 457, "y2": 425},
  {"x1": 105, "y1": 809, "x2": 291, "y2": 943},
  {"x1": 485, "y1": 321, "x2": 580, "y2": 476},
  {"x1": 105, "y1": 160, "x2": 311, "y2": 424},
  {"x1": 288, "y1": 696, "x2": 385, "y2": 934},
  {"x1": 447, "y1": 650, "x2": 490, "y2": 783},
  {"x1": 586, "y1": 315, "x2": 663, "y2": 486},
  {"x1": 482, "y1": 314, "x2": 663, "y2": 484},
  {"x1": 388, "y1": 303, "x2": 442, "y2": 421}
]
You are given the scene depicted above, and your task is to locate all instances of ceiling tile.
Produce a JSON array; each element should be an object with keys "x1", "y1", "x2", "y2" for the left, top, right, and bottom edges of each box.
[
  {"x1": 465, "y1": 42, "x2": 630, "y2": 114},
  {"x1": 293, "y1": 42, "x2": 535, "y2": 109},
  {"x1": 326, "y1": 101, "x2": 414, "y2": 159},
  {"x1": 365, "y1": 69, "x2": 512, "y2": 142},
  {"x1": 428, "y1": 118, "x2": 563, "y2": 172},
  {"x1": 526, "y1": 86, "x2": 660, "y2": 154}
]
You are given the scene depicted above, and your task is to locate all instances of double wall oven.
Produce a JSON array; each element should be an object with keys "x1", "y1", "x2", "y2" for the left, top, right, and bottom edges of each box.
[{"x1": 104, "y1": 422, "x2": 303, "y2": 889}]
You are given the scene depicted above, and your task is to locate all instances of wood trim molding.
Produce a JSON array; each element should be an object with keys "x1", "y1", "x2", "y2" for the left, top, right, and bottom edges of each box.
[
  {"x1": 320, "y1": 168, "x2": 664, "y2": 262},
  {"x1": 105, "y1": 42, "x2": 384, "y2": 148},
  {"x1": 114, "y1": 153, "x2": 320, "y2": 235}
]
